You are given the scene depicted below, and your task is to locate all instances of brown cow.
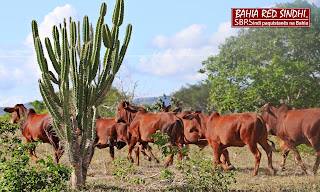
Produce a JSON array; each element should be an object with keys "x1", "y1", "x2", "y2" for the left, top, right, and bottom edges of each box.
[
  {"x1": 116, "y1": 101, "x2": 184, "y2": 167},
  {"x1": 183, "y1": 112, "x2": 275, "y2": 176},
  {"x1": 260, "y1": 102, "x2": 320, "y2": 174},
  {"x1": 176, "y1": 110, "x2": 208, "y2": 149},
  {"x1": 93, "y1": 117, "x2": 159, "y2": 164},
  {"x1": 4, "y1": 104, "x2": 63, "y2": 163}
]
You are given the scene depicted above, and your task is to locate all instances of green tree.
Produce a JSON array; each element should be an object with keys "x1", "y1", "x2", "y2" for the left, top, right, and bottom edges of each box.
[
  {"x1": 97, "y1": 86, "x2": 127, "y2": 118},
  {"x1": 171, "y1": 82, "x2": 212, "y2": 113},
  {"x1": 201, "y1": 0, "x2": 320, "y2": 112},
  {"x1": 29, "y1": 100, "x2": 48, "y2": 114}
]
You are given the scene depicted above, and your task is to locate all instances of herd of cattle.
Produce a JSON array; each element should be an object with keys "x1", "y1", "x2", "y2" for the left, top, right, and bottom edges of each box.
[{"x1": 3, "y1": 101, "x2": 320, "y2": 177}]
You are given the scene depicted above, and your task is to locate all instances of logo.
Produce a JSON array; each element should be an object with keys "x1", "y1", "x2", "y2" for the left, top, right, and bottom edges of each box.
[{"x1": 231, "y1": 8, "x2": 310, "y2": 28}]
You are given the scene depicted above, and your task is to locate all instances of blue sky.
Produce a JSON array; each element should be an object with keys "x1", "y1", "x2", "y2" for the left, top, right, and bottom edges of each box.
[{"x1": 0, "y1": 0, "x2": 318, "y2": 107}]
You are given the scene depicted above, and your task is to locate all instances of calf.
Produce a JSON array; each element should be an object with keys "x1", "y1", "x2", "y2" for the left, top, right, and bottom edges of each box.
[
  {"x1": 92, "y1": 117, "x2": 158, "y2": 164},
  {"x1": 4, "y1": 104, "x2": 63, "y2": 163},
  {"x1": 116, "y1": 101, "x2": 184, "y2": 167},
  {"x1": 183, "y1": 112, "x2": 275, "y2": 176},
  {"x1": 261, "y1": 102, "x2": 320, "y2": 174}
]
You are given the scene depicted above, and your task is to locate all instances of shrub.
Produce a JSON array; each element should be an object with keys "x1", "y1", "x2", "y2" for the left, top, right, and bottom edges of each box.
[
  {"x1": 110, "y1": 158, "x2": 136, "y2": 181},
  {"x1": 175, "y1": 151, "x2": 236, "y2": 191},
  {"x1": 0, "y1": 115, "x2": 72, "y2": 192}
]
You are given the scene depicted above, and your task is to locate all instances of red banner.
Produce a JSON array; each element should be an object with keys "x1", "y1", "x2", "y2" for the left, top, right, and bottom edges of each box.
[{"x1": 231, "y1": 8, "x2": 310, "y2": 28}]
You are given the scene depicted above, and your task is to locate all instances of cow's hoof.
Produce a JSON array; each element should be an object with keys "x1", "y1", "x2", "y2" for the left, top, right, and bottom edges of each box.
[
  {"x1": 228, "y1": 165, "x2": 236, "y2": 170},
  {"x1": 145, "y1": 156, "x2": 151, "y2": 161},
  {"x1": 155, "y1": 159, "x2": 160, "y2": 163}
]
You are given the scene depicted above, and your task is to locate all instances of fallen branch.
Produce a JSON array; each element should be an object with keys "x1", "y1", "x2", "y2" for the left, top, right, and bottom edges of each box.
[{"x1": 142, "y1": 171, "x2": 161, "y2": 179}]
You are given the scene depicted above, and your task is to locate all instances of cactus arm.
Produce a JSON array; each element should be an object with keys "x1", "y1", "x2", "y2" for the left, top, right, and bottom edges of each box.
[
  {"x1": 39, "y1": 80, "x2": 63, "y2": 123},
  {"x1": 45, "y1": 37, "x2": 61, "y2": 75},
  {"x1": 52, "y1": 25, "x2": 62, "y2": 61},
  {"x1": 118, "y1": 24, "x2": 132, "y2": 66},
  {"x1": 112, "y1": 0, "x2": 124, "y2": 26},
  {"x1": 102, "y1": 24, "x2": 112, "y2": 49},
  {"x1": 90, "y1": 3, "x2": 106, "y2": 83},
  {"x1": 83, "y1": 16, "x2": 90, "y2": 43},
  {"x1": 77, "y1": 21, "x2": 81, "y2": 55}
]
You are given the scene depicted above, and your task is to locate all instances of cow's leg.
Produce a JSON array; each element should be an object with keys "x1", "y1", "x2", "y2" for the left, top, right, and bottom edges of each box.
[
  {"x1": 313, "y1": 151, "x2": 320, "y2": 175},
  {"x1": 309, "y1": 138, "x2": 320, "y2": 175},
  {"x1": 221, "y1": 149, "x2": 235, "y2": 170},
  {"x1": 176, "y1": 143, "x2": 183, "y2": 162},
  {"x1": 279, "y1": 138, "x2": 290, "y2": 171},
  {"x1": 259, "y1": 139, "x2": 275, "y2": 175},
  {"x1": 127, "y1": 137, "x2": 138, "y2": 163},
  {"x1": 139, "y1": 144, "x2": 151, "y2": 161},
  {"x1": 53, "y1": 142, "x2": 60, "y2": 164},
  {"x1": 87, "y1": 145, "x2": 95, "y2": 165},
  {"x1": 25, "y1": 137, "x2": 38, "y2": 163},
  {"x1": 290, "y1": 147, "x2": 307, "y2": 174},
  {"x1": 109, "y1": 145, "x2": 115, "y2": 162},
  {"x1": 208, "y1": 140, "x2": 229, "y2": 171},
  {"x1": 134, "y1": 145, "x2": 140, "y2": 166},
  {"x1": 143, "y1": 143, "x2": 159, "y2": 163},
  {"x1": 164, "y1": 147, "x2": 174, "y2": 167},
  {"x1": 247, "y1": 143, "x2": 261, "y2": 176}
]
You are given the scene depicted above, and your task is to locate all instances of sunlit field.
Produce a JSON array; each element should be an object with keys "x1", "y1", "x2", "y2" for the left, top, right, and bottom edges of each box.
[{"x1": 26, "y1": 134, "x2": 320, "y2": 191}]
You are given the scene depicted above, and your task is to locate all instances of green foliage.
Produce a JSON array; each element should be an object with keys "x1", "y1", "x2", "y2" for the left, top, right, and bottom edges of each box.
[
  {"x1": 171, "y1": 82, "x2": 212, "y2": 113},
  {"x1": 97, "y1": 87, "x2": 127, "y2": 118},
  {"x1": 201, "y1": 0, "x2": 320, "y2": 112},
  {"x1": 0, "y1": 116, "x2": 72, "y2": 192},
  {"x1": 148, "y1": 130, "x2": 189, "y2": 157},
  {"x1": 174, "y1": 151, "x2": 236, "y2": 191},
  {"x1": 160, "y1": 168, "x2": 175, "y2": 183},
  {"x1": 147, "y1": 94, "x2": 167, "y2": 112},
  {"x1": 296, "y1": 144, "x2": 315, "y2": 158},
  {"x1": 131, "y1": 177, "x2": 146, "y2": 185},
  {"x1": 110, "y1": 158, "x2": 136, "y2": 181},
  {"x1": 29, "y1": 100, "x2": 48, "y2": 114}
]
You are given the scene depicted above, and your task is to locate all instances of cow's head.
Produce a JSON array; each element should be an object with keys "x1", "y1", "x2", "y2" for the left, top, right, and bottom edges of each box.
[
  {"x1": 115, "y1": 101, "x2": 145, "y2": 124},
  {"x1": 161, "y1": 105, "x2": 171, "y2": 112},
  {"x1": 260, "y1": 102, "x2": 279, "y2": 135},
  {"x1": 182, "y1": 112, "x2": 202, "y2": 133},
  {"x1": 4, "y1": 104, "x2": 25, "y2": 123}
]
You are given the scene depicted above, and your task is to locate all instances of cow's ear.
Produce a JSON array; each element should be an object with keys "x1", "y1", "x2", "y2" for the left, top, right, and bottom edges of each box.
[
  {"x1": 183, "y1": 113, "x2": 196, "y2": 120},
  {"x1": 161, "y1": 105, "x2": 171, "y2": 112},
  {"x1": 123, "y1": 101, "x2": 129, "y2": 109},
  {"x1": 172, "y1": 107, "x2": 181, "y2": 114},
  {"x1": 4, "y1": 107, "x2": 16, "y2": 113}
]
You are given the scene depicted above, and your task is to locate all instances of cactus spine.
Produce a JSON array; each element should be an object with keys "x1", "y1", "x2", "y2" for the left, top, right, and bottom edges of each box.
[{"x1": 31, "y1": 0, "x2": 131, "y2": 187}]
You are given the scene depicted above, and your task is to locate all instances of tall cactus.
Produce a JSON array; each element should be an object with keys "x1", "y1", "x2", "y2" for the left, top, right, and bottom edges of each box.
[{"x1": 31, "y1": 0, "x2": 132, "y2": 188}]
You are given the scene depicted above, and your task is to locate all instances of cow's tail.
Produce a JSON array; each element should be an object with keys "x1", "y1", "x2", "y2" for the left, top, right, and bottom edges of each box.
[
  {"x1": 267, "y1": 139, "x2": 277, "y2": 152},
  {"x1": 44, "y1": 123, "x2": 65, "y2": 156},
  {"x1": 256, "y1": 114, "x2": 277, "y2": 152},
  {"x1": 166, "y1": 118, "x2": 184, "y2": 146}
]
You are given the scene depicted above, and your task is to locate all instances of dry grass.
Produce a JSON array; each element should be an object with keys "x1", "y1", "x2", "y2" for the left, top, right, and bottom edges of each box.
[{"x1": 29, "y1": 135, "x2": 320, "y2": 191}]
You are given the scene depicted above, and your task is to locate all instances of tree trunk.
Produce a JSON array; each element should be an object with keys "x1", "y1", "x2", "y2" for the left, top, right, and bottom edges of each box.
[{"x1": 71, "y1": 160, "x2": 84, "y2": 189}]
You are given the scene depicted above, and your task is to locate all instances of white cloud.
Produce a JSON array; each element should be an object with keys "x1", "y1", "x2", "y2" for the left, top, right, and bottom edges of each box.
[
  {"x1": 24, "y1": 4, "x2": 78, "y2": 80},
  {"x1": 0, "y1": 4, "x2": 78, "y2": 107},
  {"x1": 151, "y1": 24, "x2": 208, "y2": 49},
  {"x1": 137, "y1": 22, "x2": 238, "y2": 81},
  {"x1": 0, "y1": 96, "x2": 28, "y2": 107}
]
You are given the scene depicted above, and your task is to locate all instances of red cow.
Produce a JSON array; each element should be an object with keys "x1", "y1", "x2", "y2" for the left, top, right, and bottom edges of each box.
[
  {"x1": 4, "y1": 104, "x2": 63, "y2": 163},
  {"x1": 93, "y1": 117, "x2": 159, "y2": 164},
  {"x1": 183, "y1": 112, "x2": 275, "y2": 176},
  {"x1": 116, "y1": 101, "x2": 184, "y2": 167},
  {"x1": 176, "y1": 110, "x2": 208, "y2": 149},
  {"x1": 260, "y1": 102, "x2": 320, "y2": 174}
]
